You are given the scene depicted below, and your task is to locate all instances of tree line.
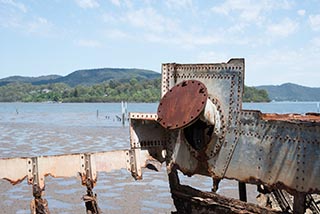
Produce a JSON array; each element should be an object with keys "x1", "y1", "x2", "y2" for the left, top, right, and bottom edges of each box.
[
  {"x1": 0, "y1": 78, "x2": 270, "y2": 103},
  {"x1": 243, "y1": 86, "x2": 270, "y2": 102}
]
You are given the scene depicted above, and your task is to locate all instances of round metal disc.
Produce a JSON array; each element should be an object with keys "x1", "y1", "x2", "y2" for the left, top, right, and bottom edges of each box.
[{"x1": 157, "y1": 80, "x2": 208, "y2": 130}]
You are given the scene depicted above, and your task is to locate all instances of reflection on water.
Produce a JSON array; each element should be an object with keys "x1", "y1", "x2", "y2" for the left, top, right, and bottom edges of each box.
[{"x1": 0, "y1": 102, "x2": 318, "y2": 213}]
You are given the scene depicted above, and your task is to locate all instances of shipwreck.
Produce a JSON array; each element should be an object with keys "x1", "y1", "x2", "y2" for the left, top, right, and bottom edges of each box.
[{"x1": 0, "y1": 58, "x2": 319, "y2": 213}]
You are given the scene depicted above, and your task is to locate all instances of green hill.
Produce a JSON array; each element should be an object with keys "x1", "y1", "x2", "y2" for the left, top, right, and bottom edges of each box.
[
  {"x1": 49, "y1": 68, "x2": 160, "y2": 87},
  {"x1": 0, "y1": 68, "x2": 160, "y2": 87},
  {"x1": 257, "y1": 83, "x2": 320, "y2": 101},
  {"x1": 0, "y1": 68, "x2": 161, "y2": 102},
  {"x1": 0, "y1": 68, "x2": 271, "y2": 103},
  {"x1": 0, "y1": 75, "x2": 61, "y2": 86}
]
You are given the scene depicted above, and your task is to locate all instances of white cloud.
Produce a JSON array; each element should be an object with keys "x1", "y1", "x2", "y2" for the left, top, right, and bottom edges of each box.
[
  {"x1": 179, "y1": 34, "x2": 221, "y2": 46},
  {"x1": 110, "y1": 0, "x2": 121, "y2": 7},
  {"x1": 196, "y1": 51, "x2": 229, "y2": 63},
  {"x1": 311, "y1": 37, "x2": 320, "y2": 47},
  {"x1": 102, "y1": 13, "x2": 118, "y2": 23},
  {"x1": 1, "y1": 0, "x2": 27, "y2": 13},
  {"x1": 26, "y1": 17, "x2": 53, "y2": 35},
  {"x1": 101, "y1": 6, "x2": 230, "y2": 47},
  {"x1": 74, "y1": 39, "x2": 101, "y2": 48},
  {"x1": 75, "y1": 0, "x2": 99, "y2": 9},
  {"x1": 247, "y1": 47, "x2": 320, "y2": 87},
  {"x1": 267, "y1": 18, "x2": 298, "y2": 37},
  {"x1": 108, "y1": 0, "x2": 132, "y2": 8},
  {"x1": 105, "y1": 29, "x2": 130, "y2": 39},
  {"x1": 227, "y1": 23, "x2": 247, "y2": 33},
  {"x1": 309, "y1": 14, "x2": 320, "y2": 31},
  {"x1": 0, "y1": 2, "x2": 58, "y2": 37},
  {"x1": 134, "y1": 8, "x2": 226, "y2": 46},
  {"x1": 165, "y1": 0, "x2": 193, "y2": 10},
  {"x1": 125, "y1": 8, "x2": 178, "y2": 33},
  {"x1": 297, "y1": 9, "x2": 305, "y2": 16},
  {"x1": 0, "y1": 13, "x2": 18, "y2": 28},
  {"x1": 143, "y1": 31, "x2": 222, "y2": 48},
  {"x1": 211, "y1": 0, "x2": 292, "y2": 23}
]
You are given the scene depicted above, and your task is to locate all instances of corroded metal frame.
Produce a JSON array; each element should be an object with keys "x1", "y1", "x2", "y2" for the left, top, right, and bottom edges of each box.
[
  {"x1": 158, "y1": 59, "x2": 320, "y2": 195},
  {"x1": 127, "y1": 59, "x2": 320, "y2": 213},
  {"x1": 162, "y1": 59, "x2": 245, "y2": 178},
  {"x1": 157, "y1": 59, "x2": 320, "y2": 213},
  {"x1": 0, "y1": 151, "x2": 132, "y2": 189},
  {"x1": 229, "y1": 110, "x2": 320, "y2": 194}
]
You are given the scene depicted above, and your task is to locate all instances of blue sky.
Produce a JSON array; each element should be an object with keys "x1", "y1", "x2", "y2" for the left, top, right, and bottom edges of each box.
[{"x1": 1, "y1": 0, "x2": 320, "y2": 87}]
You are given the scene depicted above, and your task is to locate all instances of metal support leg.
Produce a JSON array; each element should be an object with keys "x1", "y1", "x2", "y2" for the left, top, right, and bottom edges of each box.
[
  {"x1": 83, "y1": 179, "x2": 100, "y2": 214},
  {"x1": 30, "y1": 185, "x2": 49, "y2": 214},
  {"x1": 29, "y1": 157, "x2": 49, "y2": 214},
  {"x1": 81, "y1": 154, "x2": 100, "y2": 214},
  {"x1": 168, "y1": 165, "x2": 180, "y2": 191},
  {"x1": 211, "y1": 178, "x2": 220, "y2": 192},
  {"x1": 293, "y1": 193, "x2": 306, "y2": 214},
  {"x1": 238, "y1": 182, "x2": 247, "y2": 202}
]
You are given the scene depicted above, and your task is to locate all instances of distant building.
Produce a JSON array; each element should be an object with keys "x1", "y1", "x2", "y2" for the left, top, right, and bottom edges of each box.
[{"x1": 42, "y1": 89, "x2": 51, "y2": 93}]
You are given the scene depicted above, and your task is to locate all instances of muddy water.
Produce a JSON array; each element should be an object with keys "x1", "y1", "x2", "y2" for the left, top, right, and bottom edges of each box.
[{"x1": 0, "y1": 102, "x2": 317, "y2": 213}]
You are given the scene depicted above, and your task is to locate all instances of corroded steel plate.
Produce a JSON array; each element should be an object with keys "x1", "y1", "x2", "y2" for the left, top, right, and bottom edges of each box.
[
  {"x1": 261, "y1": 113, "x2": 320, "y2": 123},
  {"x1": 157, "y1": 80, "x2": 208, "y2": 129}
]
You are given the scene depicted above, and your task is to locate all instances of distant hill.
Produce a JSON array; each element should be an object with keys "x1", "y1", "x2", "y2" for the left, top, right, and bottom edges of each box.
[
  {"x1": 0, "y1": 75, "x2": 61, "y2": 86},
  {"x1": 2, "y1": 69, "x2": 319, "y2": 102},
  {"x1": 52, "y1": 68, "x2": 160, "y2": 87},
  {"x1": 257, "y1": 83, "x2": 320, "y2": 101},
  {"x1": 0, "y1": 68, "x2": 160, "y2": 87}
]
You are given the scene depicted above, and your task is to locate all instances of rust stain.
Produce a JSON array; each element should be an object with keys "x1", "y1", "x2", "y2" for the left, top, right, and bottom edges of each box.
[
  {"x1": 3, "y1": 176, "x2": 27, "y2": 186},
  {"x1": 157, "y1": 80, "x2": 208, "y2": 130},
  {"x1": 261, "y1": 113, "x2": 320, "y2": 123}
]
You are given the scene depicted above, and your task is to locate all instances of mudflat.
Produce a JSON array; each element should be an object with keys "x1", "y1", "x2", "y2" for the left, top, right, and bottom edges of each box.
[{"x1": 0, "y1": 121, "x2": 257, "y2": 213}]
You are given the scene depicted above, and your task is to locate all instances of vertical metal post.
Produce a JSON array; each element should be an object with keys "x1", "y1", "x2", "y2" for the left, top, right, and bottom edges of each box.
[
  {"x1": 168, "y1": 166, "x2": 180, "y2": 191},
  {"x1": 82, "y1": 154, "x2": 100, "y2": 214},
  {"x1": 293, "y1": 193, "x2": 306, "y2": 214},
  {"x1": 211, "y1": 178, "x2": 220, "y2": 192},
  {"x1": 238, "y1": 182, "x2": 247, "y2": 202},
  {"x1": 29, "y1": 157, "x2": 50, "y2": 214},
  {"x1": 130, "y1": 148, "x2": 142, "y2": 180}
]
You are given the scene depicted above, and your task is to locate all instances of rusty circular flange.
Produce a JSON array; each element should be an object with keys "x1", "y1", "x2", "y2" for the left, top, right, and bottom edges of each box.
[{"x1": 157, "y1": 80, "x2": 208, "y2": 130}]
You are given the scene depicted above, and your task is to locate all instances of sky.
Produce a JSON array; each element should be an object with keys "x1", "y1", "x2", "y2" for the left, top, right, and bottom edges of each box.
[{"x1": 0, "y1": 0, "x2": 320, "y2": 87}]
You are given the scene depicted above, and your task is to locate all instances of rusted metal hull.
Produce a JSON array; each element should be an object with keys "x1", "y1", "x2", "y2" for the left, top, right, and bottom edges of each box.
[
  {"x1": 169, "y1": 109, "x2": 320, "y2": 195},
  {"x1": 157, "y1": 59, "x2": 320, "y2": 192},
  {"x1": 133, "y1": 59, "x2": 320, "y2": 213},
  {"x1": 227, "y1": 110, "x2": 320, "y2": 195}
]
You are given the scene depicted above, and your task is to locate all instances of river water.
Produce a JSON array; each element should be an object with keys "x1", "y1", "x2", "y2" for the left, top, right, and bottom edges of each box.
[{"x1": 0, "y1": 102, "x2": 318, "y2": 213}]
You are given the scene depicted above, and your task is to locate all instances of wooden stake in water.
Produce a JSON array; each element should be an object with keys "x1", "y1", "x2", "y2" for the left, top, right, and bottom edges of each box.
[
  {"x1": 125, "y1": 102, "x2": 128, "y2": 116},
  {"x1": 121, "y1": 101, "x2": 127, "y2": 126}
]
